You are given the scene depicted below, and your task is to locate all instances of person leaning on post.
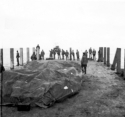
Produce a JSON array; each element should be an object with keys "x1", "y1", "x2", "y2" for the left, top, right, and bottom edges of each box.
[{"x1": 81, "y1": 52, "x2": 88, "y2": 74}]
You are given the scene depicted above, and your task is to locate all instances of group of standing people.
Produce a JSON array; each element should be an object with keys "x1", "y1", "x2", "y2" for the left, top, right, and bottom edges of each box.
[
  {"x1": 15, "y1": 45, "x2": 97, "y2": 75},
  {"x1": 49, "y1": 48, "x2": 80, "y2": 61},
  {"x1": 87, "y1": 48, "x2": 96, "y2": 60},
  {"x1": 31, "y1": 44, "x2": 45, "y2": 61}
]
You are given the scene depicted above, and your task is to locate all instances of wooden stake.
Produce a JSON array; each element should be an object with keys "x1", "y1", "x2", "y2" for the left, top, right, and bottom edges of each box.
[
  {"x1": 20, "y1": 48, "x2": 23, "y2": 66},
  {"x1": 10, "y1": 48, "x2": 14, "y2": 69},
  {"x1": 117, "y1": 48, "x2": 121, "y2": 74},
  {"x1": 104, "y1": 47, "x2": 106, "y2": 64},
  {"x1": 27, "y1": 48, "x2": 30, "y2": 63},
  {"x1": 107, "y1": 47, "x2": 110, "y2": 67}
]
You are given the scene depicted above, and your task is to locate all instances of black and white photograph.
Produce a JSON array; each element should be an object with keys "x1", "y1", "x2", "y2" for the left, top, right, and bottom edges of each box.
[{"x1": 0, "y1": 0, "x2": 125, "y2": 116}]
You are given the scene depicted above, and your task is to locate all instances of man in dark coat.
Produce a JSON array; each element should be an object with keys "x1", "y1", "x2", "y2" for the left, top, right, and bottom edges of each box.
[
  {"x1": 57, "y1": 49, "x2": 61, "y2": 60},
  {"x1": 41, "y1": 50, "x2": 45, "y2": 60},
  {"x1": 53, "y1": 49, "x2": 56, "y2": 59},
  {"x1": 31, "y1": 52, "x2": 36, "y2": 61},
  {"x1": 50, "y1": 49, "x2": 53, "y2": 58},
  {"x1": 76, "y1": 50, "x2": 79, "y2": 61},
  {"x1": 0, "y1": 63, "x2": 5, "y2": 73},
  {"x1": 81, "y1": 52, "x2": 88, "y2": 74},
  {"x1": 65, "y1": 50, "x2": 69, "y2": 60},
  {"x1": 93, "y1": 49, "x2": 96, "y2": 60},
  {"x1": 72, "y1": 50, "x2": 75, "y2": 60},
  {"x1": 16, "y1": 51, "x2": 20, "y2": 66}
]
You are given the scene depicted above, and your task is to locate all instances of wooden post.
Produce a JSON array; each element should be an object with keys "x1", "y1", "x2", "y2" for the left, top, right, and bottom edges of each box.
[
  {"x1": 0, "y1": 49, "x2": 3, "y2": 65},
  {"x1": 124, "y1": 49, "x2": 125, "y2": 78},
  {"x1": 20, "y1": 48, "x2": 23, "y2": 66},
  {"x1": 107, "y1": 47, "x2": 110, "y2": 67},
  {"x1": 104, "y1": 47, "x2": 106, "y2": 64},
  {"x1": 117, "y1": 48, "x2": 121, "y2": 74},
  {"x1": 111, "y1": 48, "x2": 121, "y2": 74},
  {"x1": 100, "y1": 47, "x2": 103, "y2": 62},
  {"x1": 37, "y1": 47, "x2": 40, "y2": 60},
  {"x1": 70, "y1": 48, "x2": 72, "y2": 60},
  {"x1": 111, "y1": 48, "x2": 118, "y2": 70},
  {"x1": 27, "y1": 48, "x2": 30, "y2": 63},
  {"x1": 10, "y1": 48, "x2": 14, "y2": 69},
  {"x1": 0, "y1": 48, "x2": 3, "y2": 117}
]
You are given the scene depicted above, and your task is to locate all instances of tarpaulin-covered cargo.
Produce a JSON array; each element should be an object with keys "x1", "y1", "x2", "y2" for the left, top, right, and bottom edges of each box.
[{"x1": 1, "y1": 60, "x2": 83, "y2": 108}]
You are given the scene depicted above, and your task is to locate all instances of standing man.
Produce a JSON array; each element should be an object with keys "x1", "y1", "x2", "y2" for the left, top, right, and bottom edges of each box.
[
  {"x1": 72, "y1": 50, "x2": 75, "y2": 60},
  {"x1": 85, "y1": 50, "x2": 88, "y2": 58},
  {"x1": 81, "y1": 52, "x2": 88, "y2": 74},
  {"x1": 0, "y1": 63, "x2": 5, "y2": 73},
  {"x1": 62, "y1": 49, "x2": 65, "y2": 60},
  {"x1": 49, "y1": 49, "x2": 53, "y2": 58},
  {"x1": 93, "y1": 49, "x2": 96, "y2": 60},
  {"x1": 65, "y1": 50, "x2": 69, "y2": 60},
  {"x1": 76, "y1": 50, "x2": 79, "y2": 61},
  {"x1": 89, "y1": 47, "x2": 92, "y2": 59},
  {"x1": 57, "y1": 48, "x2": 61, "y2": 60},
  {"x1": 41, "y1": 50, "x2": 45, "y2": 60},
  {"x1": 16, "y1": 51, "x2": 20, "y2": 66}
]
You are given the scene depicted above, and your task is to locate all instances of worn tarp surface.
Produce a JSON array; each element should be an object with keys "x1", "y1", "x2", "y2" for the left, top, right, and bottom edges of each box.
[{"x1": 1, "y1": 60, "x2": 83, "y2": 108}]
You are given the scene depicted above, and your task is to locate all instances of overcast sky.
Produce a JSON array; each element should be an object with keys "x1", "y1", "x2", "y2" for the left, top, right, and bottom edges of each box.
[{"x1": 0, "y1": 0, "x2": 125, "y2": 50}]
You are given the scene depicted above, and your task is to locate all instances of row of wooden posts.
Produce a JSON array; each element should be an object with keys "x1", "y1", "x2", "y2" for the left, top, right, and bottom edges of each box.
[
  {"x1": 0, "y1": 47, "x2": 124, "y2": 75},
  {"x1": 0, "y1": 47, "x2": 38, "y2": 69},
  {"x1": 0, "y1": 47, "x2": 76, "y2": 69},
  {"x1": 99, "y1": 47, "x2": 125, "y2": 78}
]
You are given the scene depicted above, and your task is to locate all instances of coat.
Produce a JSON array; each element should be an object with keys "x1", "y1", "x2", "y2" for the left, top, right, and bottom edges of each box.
[{"x1": 81, "y1": 55, "x2": 88, "y2": 65}]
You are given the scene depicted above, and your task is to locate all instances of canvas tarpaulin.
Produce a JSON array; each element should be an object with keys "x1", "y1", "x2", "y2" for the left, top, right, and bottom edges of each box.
[{"x1": 1, "y1": 60, "x2": 83, "y2": 108}]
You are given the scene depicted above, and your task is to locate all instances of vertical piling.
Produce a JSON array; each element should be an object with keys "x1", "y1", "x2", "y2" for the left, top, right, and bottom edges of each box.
[
  {"x1": 107, "y1": 47, "x2": 110, "y2": 67},
  {"x1": 104, "y1": 47, "x2": 106, "y2": 64},
  {"x1": 111, "y1": 48, "x2": 118, "y2": 70},
  {"x1": 70, "y1": 48, "x2": 72, "y2": 60},
  {"x1": 27, "y1": 48, "x2": 30, "y2": 63},
  {"x1": 117, "y1": 48, "x2": 121, "y2": 74},
  {"x1": 20, "y1": 48, "x2": 23, "y2": 66},
  {"x1": 0, "y1": 48, "x2": 3, "y2": 117},
  {"x1": 124, "y1": 49, "x2": 125, "y2": 78},
  {"x1": 100, "y1": 47, "x2": 103, "y2": 62},
  {"x1": 10, "y1": 48, "x2": 14, "y2": 69},
  {"x1": 37, "y1": 47, "x2": 40, "y2": 60},
  {"x1": 0, "y1": 49, "x2": 3, "y2": 65}
]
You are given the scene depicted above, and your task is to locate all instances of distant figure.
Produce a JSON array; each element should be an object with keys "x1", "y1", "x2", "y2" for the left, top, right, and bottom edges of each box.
[
  {"x1": 16, "y1": 51, "x2": 20, "y2": 66},
  {"x1": 31, "y1": 52, "x2": 36, "y2": 61},
  {"x1": 85, "y1": 50, "x2": 88, "y2": 58},
  {"x1": 50, "y1": 49, "x2": 53, "y2": 58},
  {"x1": 93, "y1": 49, "x2": 96, "y2": 60},
  {"x1": 53, "y1": 49, "x2": 56, "y2": 59},
  {"x1": 62, "y1": 49, "x2": 65, "y2": 60},
  {"x1": 36, "y1": 44, "x2": 40, "y2": 50},
  {"x1": 76, "y1": 50, "x2": 79, "y2": 61},
  {"x1": 65, "y1": 50, "x2": 69, "y2": 60},
  {"x1": 89, "y1": 48, "x2": 92, "y2": 59},
  {"x1": 41, "y1": 50, "x2": 45, "y2": 60},
  {"x1": 0, "y1": 63, "x2": 5, "y2": 73},
  {"x1": 57, "y1": 48, "x2": 61, "y2": 59},
  {"x1": 72, "y1": 50, "x2": 75, "y2": 60},
  {"x1": 81, "y1": 52, "x2": 88, "y2": 74}
]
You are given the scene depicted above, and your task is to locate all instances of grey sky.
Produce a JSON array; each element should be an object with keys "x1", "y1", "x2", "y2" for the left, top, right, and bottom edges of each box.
[{"x1": 0, "y1": 0, "x2": 125, "y2": 50}]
